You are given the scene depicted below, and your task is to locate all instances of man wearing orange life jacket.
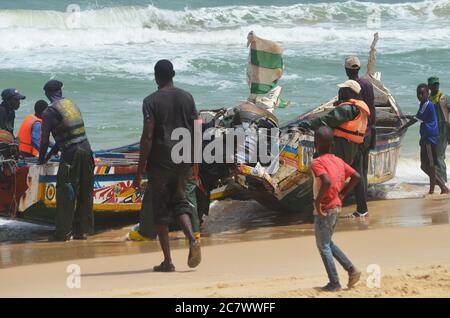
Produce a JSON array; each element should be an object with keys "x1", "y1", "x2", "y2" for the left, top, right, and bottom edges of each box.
[
  {"x1": 344, "y1": 56, "x2": 375, "y2": 218},
  {"x1": 17, "y1": 100, "x2": 48, "y2": 158},
  {"x1": 296, "y1": 80, "x2": 370, "y2": 167}
]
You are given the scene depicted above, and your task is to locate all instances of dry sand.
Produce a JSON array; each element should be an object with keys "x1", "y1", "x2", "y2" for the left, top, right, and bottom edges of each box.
[{"x1": 1, "y1": 223, "x2": 450, "y2": 298}]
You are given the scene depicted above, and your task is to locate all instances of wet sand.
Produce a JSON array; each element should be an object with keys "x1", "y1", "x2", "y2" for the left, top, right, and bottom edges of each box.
[
  {"x1": 1, "y1": 195, "x2": 450, "y2": 297},
  {"x1": 1, "y1": 195, "x2": 450, "y2": 269},
  {"x1": 0, "y1": 223, "x2": 450, "y2": 297}
]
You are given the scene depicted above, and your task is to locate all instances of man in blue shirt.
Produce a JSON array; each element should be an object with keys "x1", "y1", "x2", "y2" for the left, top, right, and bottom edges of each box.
[{"x1": 398, "y1": 83, "x2": 449, "y2": 194}]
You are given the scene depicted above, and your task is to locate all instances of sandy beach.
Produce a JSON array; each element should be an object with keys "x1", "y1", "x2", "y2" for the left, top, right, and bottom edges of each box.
[
  {"x1": 2, "y1": 0, "x2": 450, "y2": 301},
  {"x1": 1, "y1": 196, "x2": 450, "y2": 298}
]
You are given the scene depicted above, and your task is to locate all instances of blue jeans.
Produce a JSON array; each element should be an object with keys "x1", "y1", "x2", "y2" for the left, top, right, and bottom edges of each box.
[{"x1": 315, "y1": 207, "x2": 353, "y2": 284}]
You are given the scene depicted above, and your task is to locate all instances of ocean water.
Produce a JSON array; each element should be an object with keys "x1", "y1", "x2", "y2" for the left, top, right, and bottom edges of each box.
[{"x1": 1, "y1": 0, "x2": 450, "y2": 182}]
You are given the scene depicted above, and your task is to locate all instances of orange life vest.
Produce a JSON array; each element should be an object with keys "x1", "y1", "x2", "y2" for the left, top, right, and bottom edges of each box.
[
  {"x1": 18, "y1": 114, "x2": 42, "y2": 157},
  {"x1": 333, "y1": 99, "x2": 371, "y2": 144}
]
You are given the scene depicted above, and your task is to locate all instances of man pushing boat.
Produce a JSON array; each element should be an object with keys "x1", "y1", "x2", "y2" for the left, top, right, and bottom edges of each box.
[
  {"x1": 343, "y1": 56, "x2": 375, "y2": 218},
  {"x1": 295, "y1": 80, "x2": 370, "y2": 167},
  {"x1": 38, "y1": 80, "x2": 95, "y2": 242}
]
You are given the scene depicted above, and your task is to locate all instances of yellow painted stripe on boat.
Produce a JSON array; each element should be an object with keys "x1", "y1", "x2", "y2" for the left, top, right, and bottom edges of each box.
[
  {"x1": 38, "y1": 183, "x2": 46, "y2": 201},
  {"x1": 368, "y1": 175, "x2": 393, "y2": 185},
  {"x1": 120, "y1": 188, "x2": 136, "y2": 198},
  {"x1": 210, "y1": 189, "x2": 235, "y2": 200},
  {"x1": 239, "y1": 165, "x2": 253, "y2": 174},
  {"x1": 280, "y1": 151, "x2": 297, "y2": 160},
  {"x1": 45, "y1": 202, "x2": 56, "y2": 208},
  {"x1": 94, "y1": 203, "x2": 141, "y2": 211}
]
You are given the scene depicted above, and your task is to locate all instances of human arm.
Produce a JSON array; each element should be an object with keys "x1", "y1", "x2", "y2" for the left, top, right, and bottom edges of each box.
[
  {"x1": 366, "y1": 82, "x2": 376, "y2": 131},
  {"x1": 396, "y1": 104, "x2": 426, "y2": 134},
  {"x1": 44, "y1": 144, "x2": 60, "y2": 162},
  {"x1": 133, "y1": 119, "x2": 154, "y2": 190},
  {"x1": 367, "y1": 85, "x2": 377, "y2": 150},
  {"x1": 339, "y1": 171, "x2": 361, "y2": 200},
  {"x1": 31, "y1": 121, "x2": 42, "y2": 152},
  {"x1": 37, "y1": 112, "x2": 52, "y2": 165},
  {"x1": 133, "y1": 100, "x2": 155, "y2": 190},
  {"x1": 442, "y1": 94, "x2": 450, "y2": 112},
  {"x1": 396, "y1": 117, "x2": 417, "y2": 133},
  {"x1": 315, "y1": 174, "x2": 331, "y2": 217},
  {"x1": 442, "y1": 95, "x2": 450, "y2": 143},
  {"x1": 300, "y1": 105, "x2": 359, "y2": 130},
  {"x1": 0, "y1": 108, "x2": 6, "y2": 132}
]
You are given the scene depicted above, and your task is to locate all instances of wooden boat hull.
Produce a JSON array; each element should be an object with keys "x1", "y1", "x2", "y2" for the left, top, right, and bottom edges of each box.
[
  {"x1": 0, "y1": 145, "x2": 232, "y2": 224},
  {"x1": 230, "y1": 34, "x2": 407, "y2": 214},
  {"x1": 234, "y1": 129, "x2": 405, "y2": 214}
]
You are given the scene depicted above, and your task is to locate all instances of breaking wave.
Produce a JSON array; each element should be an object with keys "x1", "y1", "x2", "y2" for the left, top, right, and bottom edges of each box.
[{"x1": 0, "y1": 1, "x2": 450, "y2": 49}]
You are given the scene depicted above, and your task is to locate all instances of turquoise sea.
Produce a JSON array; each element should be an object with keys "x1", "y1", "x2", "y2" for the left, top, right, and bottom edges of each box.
[{"x1": 1, "y1": 0, "x2": 450, "y2": 182}]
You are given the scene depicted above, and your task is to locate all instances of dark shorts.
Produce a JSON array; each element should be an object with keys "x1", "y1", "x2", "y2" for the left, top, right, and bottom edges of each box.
[
  {"x1": 148, "y1": 165, "x2": 192, "y2": 225},
  {"x1": 420, "y1": 143, "x2": 438, "y2": 167}
]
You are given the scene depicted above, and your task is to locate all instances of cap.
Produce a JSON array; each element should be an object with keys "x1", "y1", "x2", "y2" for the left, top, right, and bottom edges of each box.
[
  {"x1": 43, "y1": 80, "x2": 64, "y2": 92},
  {"x1": 428, "y1": 76, "x2": 440, "y2": 86},
  {"x1": 337, "y1": 80, "x2": 361, "y2": 94},
  {"x1": 344, "y1": 56, "x2": 361, "y2": 70},
  {"x1": 1, "y1": 88, "x2": 26, "y2": 101}
]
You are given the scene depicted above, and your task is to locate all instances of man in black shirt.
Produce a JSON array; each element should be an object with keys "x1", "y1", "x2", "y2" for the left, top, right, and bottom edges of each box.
[
  {"x1": 133, "y1": 60, "x2": 201, "y2": 272},
  {"x1": 0, "y1": 88, "x2": 26, "y2": 134}
]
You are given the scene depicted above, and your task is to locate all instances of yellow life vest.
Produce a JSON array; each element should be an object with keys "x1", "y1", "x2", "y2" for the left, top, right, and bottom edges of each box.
[{"x1": 52, "y1": 99, "x2": 87, "y2": 148}]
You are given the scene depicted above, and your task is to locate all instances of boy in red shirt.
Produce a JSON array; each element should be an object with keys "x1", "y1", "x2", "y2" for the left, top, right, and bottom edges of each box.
[{"x1": 311, "y1": 126, "x2": 362, "y2": 291}]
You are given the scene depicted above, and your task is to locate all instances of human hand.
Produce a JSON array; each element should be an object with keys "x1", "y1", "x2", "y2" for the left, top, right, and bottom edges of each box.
[
  {"x1": 315, "y1": 201, "x2": 326, "y2": 217},
  {"x1": 132, "y1": 174, "x2": 142, "y2": 191}
]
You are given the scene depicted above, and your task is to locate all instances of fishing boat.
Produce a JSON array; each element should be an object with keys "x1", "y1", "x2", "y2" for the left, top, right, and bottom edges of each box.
[
  {"x1": 0, "y1": 33, "x2": 406, "y2": 224},
  {"x1": 0, "y1": 139, "x2": 231, "y2": 224},
  {"x1": 231, "y1": 33, "x2": 408, "y2": 213},
  {"x1": 0, "y1": 144, "x2": 138, "y2": 223}
]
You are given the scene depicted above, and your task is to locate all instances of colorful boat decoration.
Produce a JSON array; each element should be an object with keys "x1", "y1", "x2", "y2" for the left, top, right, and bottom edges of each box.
[{"x1": 0, "y1": 147, "x2": 232, "y2": 223}]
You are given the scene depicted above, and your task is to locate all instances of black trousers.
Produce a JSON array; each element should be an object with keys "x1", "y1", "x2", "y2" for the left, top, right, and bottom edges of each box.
[
  {"x1": 55, "y1": 148, "x2": 94, "y2": 239},
  {"x1": 352, "y1": 136, "x2": 371, "y2": 213},
  {"x1": 147, "y1": 165, "x2": 192, "y2": 225}
]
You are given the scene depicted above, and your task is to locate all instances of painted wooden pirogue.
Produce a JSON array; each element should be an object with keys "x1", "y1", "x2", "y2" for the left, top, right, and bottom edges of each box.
[{"x1": 231, "y1": 33, "x2": 408, "y2": 213}]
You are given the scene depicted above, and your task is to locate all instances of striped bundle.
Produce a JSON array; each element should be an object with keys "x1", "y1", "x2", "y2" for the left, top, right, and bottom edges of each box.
[{"x1": 247, "y1": 31, "x2": 284, "y2": 96}]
